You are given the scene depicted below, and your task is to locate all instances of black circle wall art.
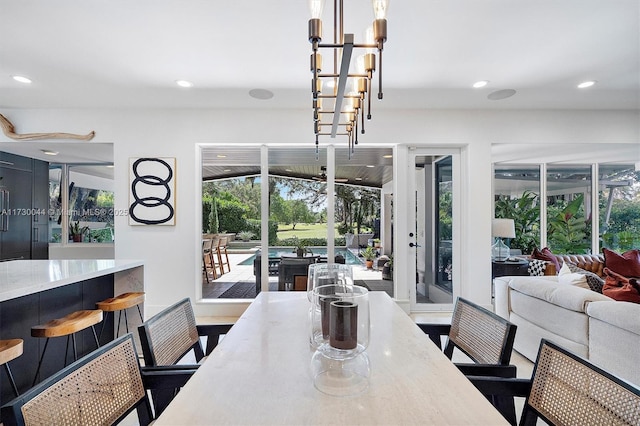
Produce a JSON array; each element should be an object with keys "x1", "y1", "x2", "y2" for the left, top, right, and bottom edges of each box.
[{"x1": 129, "y1": 157, "x2": 176, "y2": 225}]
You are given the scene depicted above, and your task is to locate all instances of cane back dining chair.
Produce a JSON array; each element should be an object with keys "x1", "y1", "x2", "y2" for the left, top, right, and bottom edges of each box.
[
  {"x1": 417, "y1": 296, "x2": 518, "y2": 366},
  {"x1": 0, "y1": 334, "x2": 195, "y2": 425},
  {"x1": 469, "y1": 339, "x2": 640, "y2": 426},
  {"x1": 416, "y1": 297, "x2": 519, "y2": 420},
  {"x1": 137, "y1": 297, "x2": 234, "y2": 415}
]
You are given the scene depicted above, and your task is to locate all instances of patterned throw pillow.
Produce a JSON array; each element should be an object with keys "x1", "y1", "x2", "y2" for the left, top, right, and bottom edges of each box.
[
  {"x1": 528, "y1": 259, "x2": 547, "y2": 276},
  {"x1": 532, "y1": 247, "x2": 561, "y2": 273},
  {"x1": 566, "y1": 262, "x2": 605, "y2": 293}
]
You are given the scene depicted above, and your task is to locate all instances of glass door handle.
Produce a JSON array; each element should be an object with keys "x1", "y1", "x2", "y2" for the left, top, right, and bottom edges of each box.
[{"x1": 409, "y1": 242, "x2": 421, "y2": 248}]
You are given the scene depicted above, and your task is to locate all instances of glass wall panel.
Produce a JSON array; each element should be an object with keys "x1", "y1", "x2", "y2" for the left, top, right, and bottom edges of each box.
[
  {"x1": 546, "y1": 165, "x2": 592, "y2": 254},
  {"x1": 599, "y1": 165, "x2": 640, "y2": 251},
  {"x1": 494, "y1": 165, "x2": 541, "y2": 255},
  {"x1": 49, "y1": 165, "x2": 115, "y2": 243},
  {"x1": 201, "y1": 147, "x2": 261, "y2": 298}
]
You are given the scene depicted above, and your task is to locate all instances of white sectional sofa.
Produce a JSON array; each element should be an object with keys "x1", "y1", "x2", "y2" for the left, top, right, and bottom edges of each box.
[{"x1": 494, "y1": 275, "x2": 640, "y2": 386}]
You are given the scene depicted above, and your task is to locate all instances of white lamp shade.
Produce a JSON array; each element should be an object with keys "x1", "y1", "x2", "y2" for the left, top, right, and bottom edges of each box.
[{"x1": 492, "y1": 219, "x2": 516, "y2": 239}]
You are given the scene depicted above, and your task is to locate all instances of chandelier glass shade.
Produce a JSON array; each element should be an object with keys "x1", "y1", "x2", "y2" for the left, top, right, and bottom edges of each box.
[{"x1": 308, "y1": 0, "x2": 389, "y2": 158}]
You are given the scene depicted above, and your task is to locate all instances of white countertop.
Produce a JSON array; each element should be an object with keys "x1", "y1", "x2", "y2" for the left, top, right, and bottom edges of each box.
[
  {"x1": 0, "y1": 259, "x2": 144, "y2": 302},
  {"x1": 155, "y1": 292, "x2": 508, "y2": 425}
]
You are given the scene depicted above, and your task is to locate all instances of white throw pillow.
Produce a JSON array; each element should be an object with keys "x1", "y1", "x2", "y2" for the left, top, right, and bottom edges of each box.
[{"x1": 558, "y1": 262, "x2": 590, "y2": 289}]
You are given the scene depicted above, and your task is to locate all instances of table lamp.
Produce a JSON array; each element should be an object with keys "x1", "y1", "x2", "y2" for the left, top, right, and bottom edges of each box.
[{"x1": 492, "y1": 218, "x2": 515, "y2": 261}]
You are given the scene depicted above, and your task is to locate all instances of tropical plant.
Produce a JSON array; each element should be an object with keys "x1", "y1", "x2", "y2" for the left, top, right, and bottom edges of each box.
[
  {"x1": 547, "y1": 193, "x2": 590, "y2": 254},
  {"x1": 290, "y1": 236, "x2": 308, "y2": 257},
  {"x1": 494, "y1": 190, "x2": 540, "y2": 254},
  {"x1": 70, "y1": 220, "x2": 89, "y2": 242},
  {"x1": 360, "y1": 246, "x2": 377, "y2": 261}
]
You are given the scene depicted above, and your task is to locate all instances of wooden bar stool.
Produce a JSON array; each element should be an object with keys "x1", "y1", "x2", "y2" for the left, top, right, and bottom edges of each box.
[
  {"x1": 0, "y1": 339, "x2": 23, "y2": 397},
  {"x1": 31, "y1": 309, "x2": 103, "y2": 386},
  {"x1": 216, "y1": 236, "x2": 230, "y2": 274},
  {"x1": 96, "y1": 292, "x2": 145, "y2": 339}
]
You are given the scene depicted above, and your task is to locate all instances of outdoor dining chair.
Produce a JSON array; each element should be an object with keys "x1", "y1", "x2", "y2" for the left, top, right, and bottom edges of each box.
[{"x1": 468, "y1": 339, "x2": 640, "y2": 425}]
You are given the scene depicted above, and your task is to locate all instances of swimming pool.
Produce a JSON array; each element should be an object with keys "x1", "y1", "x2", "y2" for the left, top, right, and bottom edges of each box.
[{"x1": 239, "y1": 247, "x2": 362, "y2": 265}]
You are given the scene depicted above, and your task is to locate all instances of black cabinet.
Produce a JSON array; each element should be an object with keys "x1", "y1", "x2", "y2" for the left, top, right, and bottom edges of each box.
[
  {"x1": 0, "y1": 152, "x2": 49, "y2": 260},
  {"x1": 491, "y1": 259, "x2": 529, "y2": 278},
  {"x1": 31, "y1": 159, "x2": 49, "y2": 259}
]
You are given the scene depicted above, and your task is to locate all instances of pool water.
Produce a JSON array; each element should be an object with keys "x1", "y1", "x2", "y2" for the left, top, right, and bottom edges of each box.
[{"x1": 239, "y1": 247, "x2": 362, "y2": 265}]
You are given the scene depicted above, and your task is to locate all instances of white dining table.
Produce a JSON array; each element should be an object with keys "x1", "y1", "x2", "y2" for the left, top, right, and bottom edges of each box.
[{"x1": 154, "y1": 292, "x2": 508, "y2": 425}]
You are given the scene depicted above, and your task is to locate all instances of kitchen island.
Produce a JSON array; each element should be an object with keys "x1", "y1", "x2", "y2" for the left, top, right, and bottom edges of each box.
[{"x1": 0, "y1": 259, "x2": 144, "y2": 406}]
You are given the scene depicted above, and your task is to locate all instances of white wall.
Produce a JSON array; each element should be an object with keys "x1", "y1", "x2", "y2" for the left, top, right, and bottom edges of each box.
[{"x1": 2, "y1": 108, "x2": 638, "y2": 316}]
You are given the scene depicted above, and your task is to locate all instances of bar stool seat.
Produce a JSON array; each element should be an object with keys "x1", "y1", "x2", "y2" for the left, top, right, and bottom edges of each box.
[
  {"x1": 96, "y1": 292, "x2": 145, "y2": 338},
  {"x1": 0, "y1": 339, "x2": 23, "y2": 397},
  {"x1": 31, "y1": 309, "x2": 103, "y2": 386}
]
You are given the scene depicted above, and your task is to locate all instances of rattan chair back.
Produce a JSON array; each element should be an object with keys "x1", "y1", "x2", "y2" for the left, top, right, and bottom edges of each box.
[
  {"x1": 445, "y1": 297, "x2": 517, "y2": 365},
  {"x1": 138, "y1": 298, "x2": 202, "y2": 367},
  {"x1": 523, "y1": 340, "x2": 640, "y2": 426},
  {"x1": 1, "y1": 334, "x2": 152, "y2": 426}
]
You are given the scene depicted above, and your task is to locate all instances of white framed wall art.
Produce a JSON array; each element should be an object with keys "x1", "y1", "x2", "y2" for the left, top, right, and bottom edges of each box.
[{"x1": 129, "y1": 157, "x2": 176, "y2": 225}]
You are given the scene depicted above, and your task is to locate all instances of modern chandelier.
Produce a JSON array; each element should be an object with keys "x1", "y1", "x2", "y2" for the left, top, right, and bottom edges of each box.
[{"x1": 308, "y1": 0, "x2": 389, "y2": 157}]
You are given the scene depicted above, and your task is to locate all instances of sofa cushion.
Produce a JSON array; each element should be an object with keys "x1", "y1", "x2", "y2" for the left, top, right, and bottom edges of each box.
[
  {"x1": 587, "y1": 300, "x2": 640, "y2": 335},
  {"x1": 532, "y1": 247, "x2": 560, "y2": 273},
  {"x1": 602, "y1": 267, "x2": 640, "y2": 304},
  {"x1": 558, "y1": 263, "x2": 590, "y2": 289},
  {"x1": 508, "y1": 276, "x2": 612, "y2": 312},
  {"x1": 566, "y1": 263, "x2": 605, "y2": 293},
  {"x1": 603, "y1": 248, "x2": 640, "y2": 277}
]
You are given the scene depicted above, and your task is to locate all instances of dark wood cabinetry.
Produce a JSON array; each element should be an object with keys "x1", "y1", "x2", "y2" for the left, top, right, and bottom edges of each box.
[{"x1": 0, "y1": 152, "x2": 49, "y2": 260}]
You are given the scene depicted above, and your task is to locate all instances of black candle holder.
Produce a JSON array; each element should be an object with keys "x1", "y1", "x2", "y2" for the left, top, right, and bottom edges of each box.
[{"x1": 329, "y1": 301, "x2": 358, "y2": 350}]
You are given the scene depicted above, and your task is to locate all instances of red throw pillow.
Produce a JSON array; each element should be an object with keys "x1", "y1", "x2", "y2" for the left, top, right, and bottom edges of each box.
[
  {"x1": 603, "y1": 248, "x2": 640, "y2": 277},
  {"x1": 532, "y1": 247, "x2": 560, "y2": 273},
  {"x1": 602, "y1": 267, "x2": 640, "y2": 304}
]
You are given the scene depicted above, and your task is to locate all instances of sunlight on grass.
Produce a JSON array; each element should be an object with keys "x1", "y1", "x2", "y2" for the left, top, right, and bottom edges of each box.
[{"x1": 277, "y1": 223, "x2": 338, "y2": 240}]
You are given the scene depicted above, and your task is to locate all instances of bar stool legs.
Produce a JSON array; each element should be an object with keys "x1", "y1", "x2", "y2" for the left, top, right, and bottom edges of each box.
[
  {"x1": 31, "y1": 310, "x2": 103, "y2": 386},
  {"x1": 96, "y1": 292, "x2": 145, "y2": 340},
  {"x1": 0, "y1": 339, "x2": 23, "y2": 397}
]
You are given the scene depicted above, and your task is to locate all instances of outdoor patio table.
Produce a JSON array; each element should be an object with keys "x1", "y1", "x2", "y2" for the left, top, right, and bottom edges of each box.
[{"x1": 154, "y1": 292, "x2": 508, "y2": 425}]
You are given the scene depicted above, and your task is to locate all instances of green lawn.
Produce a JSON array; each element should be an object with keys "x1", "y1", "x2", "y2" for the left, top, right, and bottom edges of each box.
[
  {"x1": 277, "y1": 223, "x2": 336, "y2": 240},
  {"x1": 276, "y1": 223, "x2": 374, "y2": 241}
]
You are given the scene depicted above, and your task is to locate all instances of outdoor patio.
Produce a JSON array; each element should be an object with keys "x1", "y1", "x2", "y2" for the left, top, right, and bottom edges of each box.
[{"x1": 202, "y1": 250, "x2": 393, "y2": 299}]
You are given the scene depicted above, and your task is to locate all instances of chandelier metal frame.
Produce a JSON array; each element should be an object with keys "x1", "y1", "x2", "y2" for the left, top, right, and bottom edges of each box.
[{"x1": 308, "y1": 0, "x2": 388, "y2": 157}]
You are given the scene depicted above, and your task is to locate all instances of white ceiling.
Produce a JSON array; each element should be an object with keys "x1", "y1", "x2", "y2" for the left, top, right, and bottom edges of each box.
[
  {"x1": 1, "y1": 0, "x2": 638, "y2": 111},
  {"x1": 0, "y1": 0, "x2": 638, "y2": 180}
]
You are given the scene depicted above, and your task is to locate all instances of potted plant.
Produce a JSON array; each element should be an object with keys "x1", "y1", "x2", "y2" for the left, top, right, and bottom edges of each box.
[
  {"x1": 382, "y1": 254, "x2": 393, "y2": 280},
  {"x1": 291, "y1": 236, "x2": 308, "y2": 257},
  {"x1": 70, "y1": 220, "x2": 89, "y2": 243},
  {"x1": 360, "y1": 246, "x2": 377, "y2": 269},
  {"x1": 237, "y1": 231, "x2": 253, "y2": 242}
]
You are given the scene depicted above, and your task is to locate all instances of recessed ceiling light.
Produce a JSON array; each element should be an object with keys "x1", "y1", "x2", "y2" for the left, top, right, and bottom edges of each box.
[
  {"x1": 216, "y1": 154, "x2": 227, "y2": 158},
  {"x1": 12, "y1": 75, "x2": 32, "y2": 84},
  {"x1": 355, "y1": 177, "x2": 363, "y2": 181},
  {"x1": 383, "y1": 154, "x2": 393, "y2": 159},
  {"x1": 176, "y1": 80, "x2": 194, "y2": 88},
  {"x1": 285, "y1": 169, "x2": 293, "y2": 172},
  {"x1": 223, "y1": 169, "x2": 231, "y2": 172},
  {"x1": 249, "y1": 89, "x2": 274, "y2": 100},
  {"x1": 577, "y1": 80, "x2": 596, "y2": 89},
  {"x1": 487, "y1": 89, "x2": 517, "y2": 100},
  {"x1": 473, "y1": 80, "x2": 489, "y2": 88},
  {"x1": 105, "y1": 164, "x2": 114, "y2": 168},
  {"x1": 40, "y1": 149, "x2": 58, "y2": 156},
  {"x1": 366, "y1": 165, "x2": 375, "y2": 168}
]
